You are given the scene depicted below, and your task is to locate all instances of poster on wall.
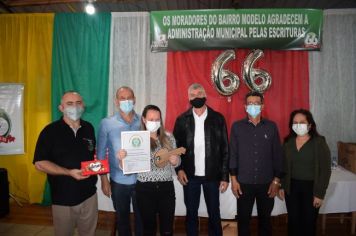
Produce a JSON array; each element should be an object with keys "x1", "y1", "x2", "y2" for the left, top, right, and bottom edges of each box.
[
  {"x1": 150, "y1": 9, "x2": 323, "y2": 52},
  {"x1": 0, "y1": 83, "x2": 24, "y2": 155}
]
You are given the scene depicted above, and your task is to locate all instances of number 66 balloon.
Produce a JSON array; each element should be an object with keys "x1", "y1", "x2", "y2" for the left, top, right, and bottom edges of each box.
[
  {"x1": 211, "y1": 50, "x2": 240, "y2": 97},
  {"x1": 242, "y1": 49, "x2": 272, "y2": 93}
]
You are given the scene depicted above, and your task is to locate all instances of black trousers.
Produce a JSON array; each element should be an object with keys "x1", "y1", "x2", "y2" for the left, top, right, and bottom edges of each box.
[
  {"x1": 285, "y1": 179, "x2": 319, "y2": 236},
  {"x1": 136, "y1": 181, "x2": 175, "y2": 236},
  {"x1": 237, "y1": 183, "x2": 274, "y2": 236}
]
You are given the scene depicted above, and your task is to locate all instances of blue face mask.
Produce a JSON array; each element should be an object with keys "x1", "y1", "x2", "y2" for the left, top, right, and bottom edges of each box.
[
  {"x1": 246, "y1": 105, "x2": 261, "y2": 118},
  {"x1": 119, "y1": 100, "x2": 134, "y2": 114}
]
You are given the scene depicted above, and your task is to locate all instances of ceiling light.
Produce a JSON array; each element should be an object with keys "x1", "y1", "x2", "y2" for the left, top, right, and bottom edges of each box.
[{"x1": 85, "y1": 3, "x2": 95, "y2": 15}]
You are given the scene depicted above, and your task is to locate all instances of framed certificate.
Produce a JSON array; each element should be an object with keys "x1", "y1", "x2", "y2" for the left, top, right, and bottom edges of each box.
[{"x1": 121, "y1": 130, "x2": 151, "y2": 174}]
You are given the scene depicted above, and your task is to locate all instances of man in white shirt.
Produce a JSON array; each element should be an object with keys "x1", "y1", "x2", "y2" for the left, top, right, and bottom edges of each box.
[{"x1": 173, "y1": 83, "x2": 229, "y2": 236}]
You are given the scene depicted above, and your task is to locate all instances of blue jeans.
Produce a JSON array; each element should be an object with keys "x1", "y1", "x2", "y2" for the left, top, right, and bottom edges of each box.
[
  {"x1": 183, "y1": 177, "x2": 222, "y2": 236},
  {"x1": 111, "y1": 180, "x2": 142, "y2": 236}
]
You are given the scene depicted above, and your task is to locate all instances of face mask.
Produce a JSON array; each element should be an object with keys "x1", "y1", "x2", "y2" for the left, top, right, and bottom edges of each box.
[
  {"x1": 292, "y1": 123, "x2": 309, "y2": 136},
  {"x1": 246, "y1": 105, "x2": 261, "y2": 118},
  {"x1": 190, "y1": 97, "x2": 206, "y2": 108},
  {"x1": 119, "y1": 100, "x2": 134, "y2": 114},
  {"x1": 146, "y1": 121, "x2": 161, "y2": 133},
  {"x1": 64, "y1": 106, "x2": 84, "y2": 121}
]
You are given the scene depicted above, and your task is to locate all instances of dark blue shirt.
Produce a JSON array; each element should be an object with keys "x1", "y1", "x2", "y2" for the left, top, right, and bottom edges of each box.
[{"x1": 229, "y1": 118, "x2": 283, "y2": 184}]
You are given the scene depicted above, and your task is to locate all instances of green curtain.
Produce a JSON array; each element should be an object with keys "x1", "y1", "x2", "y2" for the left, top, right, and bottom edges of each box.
[
  {"x1": 43, "y1": 13, "x2": 111, "y2": 204},
  {"x1": 51, "y1": 13, "x2": 111, "y2": 126}
]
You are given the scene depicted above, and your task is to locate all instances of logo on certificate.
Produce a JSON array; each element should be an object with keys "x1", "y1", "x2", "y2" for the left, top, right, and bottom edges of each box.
[{"x1": 130, "y1": 135, "x2": 142, "y2": 148}]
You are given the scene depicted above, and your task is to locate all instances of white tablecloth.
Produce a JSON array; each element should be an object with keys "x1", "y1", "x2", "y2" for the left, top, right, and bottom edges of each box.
[{"x1": 97, "y1": 167, "x2": 356, "y2": 219}]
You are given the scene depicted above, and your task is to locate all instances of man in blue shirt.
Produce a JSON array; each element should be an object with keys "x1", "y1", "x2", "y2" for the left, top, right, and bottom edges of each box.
[
  {"x1": 97, "y1": 86, "x2": 142, "y2": 236},
  {"x1": 229, "y1": 91, "x2": 283, "y2": 236}
]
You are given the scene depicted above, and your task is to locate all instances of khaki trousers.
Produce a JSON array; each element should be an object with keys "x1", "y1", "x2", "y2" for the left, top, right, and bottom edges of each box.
[{"x1": 52, "y1": 193, "x2": 98, "y2": 236}]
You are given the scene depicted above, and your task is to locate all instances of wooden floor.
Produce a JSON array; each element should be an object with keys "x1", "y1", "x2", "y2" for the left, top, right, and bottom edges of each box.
[{"x1": 0, "y1": 199, "x2": 355, "y2": 235}]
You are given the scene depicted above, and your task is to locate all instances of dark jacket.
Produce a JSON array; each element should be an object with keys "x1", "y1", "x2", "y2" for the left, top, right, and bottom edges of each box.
[
  {"x1": 173, "y1": 106, "x2": 229, "y2": 182},
  {"x1": 281, "y1": 136, "x2": 331, "y2": 199}
]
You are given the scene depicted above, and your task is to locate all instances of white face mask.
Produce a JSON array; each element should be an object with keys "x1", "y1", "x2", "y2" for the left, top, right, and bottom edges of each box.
[
  {"x1": 146, "y1": 121, "x2": 161, "y2": 133},
  {"x1": 63, "y1": 106, "x2": 84, "y2": 121},
  {"x1": 292, "y1": 123, "x2": 309, "y2": 136}
]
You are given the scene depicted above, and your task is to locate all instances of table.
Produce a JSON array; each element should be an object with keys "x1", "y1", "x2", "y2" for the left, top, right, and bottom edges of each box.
[
  {"x1": 320, "y1": 166, "x2": 356, "y2": 234},
  {"x1": 97, "y1": 167, "x2": 356, "y2": 229}
]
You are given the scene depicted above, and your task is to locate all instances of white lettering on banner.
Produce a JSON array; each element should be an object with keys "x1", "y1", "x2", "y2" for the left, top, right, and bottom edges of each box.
[
  {"x1": 267, "y1": 14, "x2": 304, "y2": 25},
  {"x1": 241, "y1": 14, "x2": 266, "y2": 25},
  {"x1": 168, "y1": 27, "x2": 215, "y2": 40},
  {"x1": 268, "y1": 27, "x2": 306, "y2": 38},
  {"x1": 248, "y1": 27, "x2": 268, "y2": 38},
  {"x1": 216, "y1": 27, "x2": 248, "y2": 38},
  {"x1": 167, "y1": 27, "x2": 307, "y2": 40},
  {"x1": 218, "y1": 14, "x2": 241, "y2": 25},
  {"x1": 171, "y1": 15, "x2": 207, "y2": 26}
]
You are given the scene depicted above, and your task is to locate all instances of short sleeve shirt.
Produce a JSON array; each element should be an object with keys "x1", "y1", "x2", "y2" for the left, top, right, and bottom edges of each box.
[{"x1": 33, "y1": 118, "x2": 97, "y2": 206}]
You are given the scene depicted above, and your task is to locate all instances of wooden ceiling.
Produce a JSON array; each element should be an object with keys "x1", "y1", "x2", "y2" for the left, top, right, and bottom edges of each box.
[{"x1": 1, "y1": 0, "x2": 356, "y2": 14}]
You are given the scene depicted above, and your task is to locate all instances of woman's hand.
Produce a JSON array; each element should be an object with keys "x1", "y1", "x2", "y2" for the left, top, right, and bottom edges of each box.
[
  {"x1": 116, "y1": 149, "x2": 127, "y2": 169},
  {"x1": 117, "y1": 149, "x2": 127, "y2": 160},
  {"x1": 169, "y1": 154, "x2": 179, "y2": 166}
]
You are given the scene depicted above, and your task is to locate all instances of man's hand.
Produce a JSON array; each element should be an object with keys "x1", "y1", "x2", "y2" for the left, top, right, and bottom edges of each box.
[
  {"x1": 68, "y1": 169, "x2": 90, "y2": 180},
  {"x1": 100, "y1": 175, "x2": 112, "y2": 198},
  {"x1": 268, "y1": 178, "x2": 280, "y2": 198},
  {"x1": 231, "y1": 176, "x2": 242, "y2": 198},
  {"x1": 177, "y1": 170, "x2": 188, "y2": 185},
  {"x1": 219, "y1": 181, "x2": 229, "y2": 193},
  {"x1": 313, "y1": 196, "x2": 323, "y2": 208},
  {"x1": 277, "y1": 189, "x2": 285, "y2": 200},
  {"x1": 34, "y1": 160, "x2": 89, "y2": 181}
]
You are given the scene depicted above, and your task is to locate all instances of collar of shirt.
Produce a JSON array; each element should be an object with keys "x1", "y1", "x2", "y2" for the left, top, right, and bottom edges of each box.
[
  {"x1": 192, "y1": 107, "x2": 208, "y2": 121},
  {"x1": 59, "y1": 117, "x2": 84, "y2": 137},
  {"x1": 243, "y1": 117, "x2": 266, "y2": 126},
  {"x1": 115, "y1": 111, "x2": 139, "y2": 124}
]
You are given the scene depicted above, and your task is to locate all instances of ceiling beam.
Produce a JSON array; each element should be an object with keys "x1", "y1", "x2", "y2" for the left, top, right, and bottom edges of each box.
[
  {"x1": 4, "y1": 0, "x2": 81, "y2": 7},
  {"x1": 4, "y1": 0, "x2": 135, "y2": 7},
  {"x1": 0, "y1": 0, "x2": 13, "y2": 12}
]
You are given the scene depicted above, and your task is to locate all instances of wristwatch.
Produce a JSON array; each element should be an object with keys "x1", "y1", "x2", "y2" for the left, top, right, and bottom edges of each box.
[
  {"x1": 0, "y1": 108, "x2": 11, "y2": 137},
  {"x1": 272, "y1": 180, "x2": 281, "y2": 187}
]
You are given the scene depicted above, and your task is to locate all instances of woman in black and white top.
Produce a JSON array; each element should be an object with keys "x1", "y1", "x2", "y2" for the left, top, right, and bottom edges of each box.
[{"x1": 119, "y1": 104, "x2": 180, "y2": 236}]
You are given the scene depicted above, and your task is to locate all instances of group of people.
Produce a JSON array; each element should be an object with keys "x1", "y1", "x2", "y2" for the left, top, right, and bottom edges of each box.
[{"x1": 33, "y1": 83, "x2": 331, "y2": 236}]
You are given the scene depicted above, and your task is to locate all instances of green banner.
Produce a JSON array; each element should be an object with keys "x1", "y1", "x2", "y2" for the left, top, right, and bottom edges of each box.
[{"x1": 150, "y1": 9, "x2": 323, "y2": 52}]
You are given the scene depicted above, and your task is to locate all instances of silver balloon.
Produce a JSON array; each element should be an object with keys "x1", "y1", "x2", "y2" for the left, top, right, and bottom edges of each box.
[
  {"x1": 242, "y1": 49, "x2": 272, "y2": 93},
  {"x1": 211, "y1": 50, "x2": 240, "y2": 96}
]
